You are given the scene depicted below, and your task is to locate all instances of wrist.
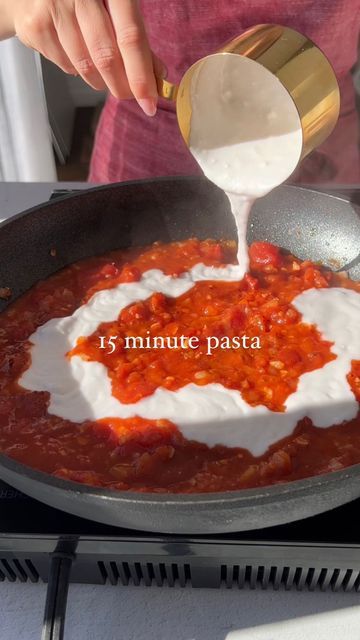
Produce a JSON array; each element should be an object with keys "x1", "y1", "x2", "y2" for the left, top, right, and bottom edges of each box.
[{"x1": 0, "y1": 2, "x2": 16, "y2": 40}]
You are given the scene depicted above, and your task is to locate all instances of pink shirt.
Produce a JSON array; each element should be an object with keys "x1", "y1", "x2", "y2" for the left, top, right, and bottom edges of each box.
[{"x1": 89, "y1": 1, "x2": 360, "y2": 184}]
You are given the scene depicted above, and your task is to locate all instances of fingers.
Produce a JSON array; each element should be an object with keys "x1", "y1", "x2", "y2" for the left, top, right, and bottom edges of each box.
[
  {"x1": 106, "y1": 0, "x2": 158, "y2": 115},
  {"x1": 75, "y1": 0, "x2": 132, "y2": 99},
  {"x1": 16, "y1": 9, "x2": 76, "y2": 75},
  {"x1": 35, "y1": 25, "x2": 77, "y2": 75},
  {"x1": 17, "y1": 0, "x2": 161, "y2": 113},
  {"x1": 51, "y1": 3, "x2": 107, "y2": 91}
]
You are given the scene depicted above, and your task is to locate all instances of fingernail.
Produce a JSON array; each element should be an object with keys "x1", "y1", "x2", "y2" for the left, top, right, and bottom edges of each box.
[{"x1": 138, "y1": 97, "x2": 157, "y2": 117}]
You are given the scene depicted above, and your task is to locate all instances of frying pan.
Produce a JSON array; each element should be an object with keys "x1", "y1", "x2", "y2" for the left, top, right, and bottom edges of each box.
[{"x1": 0, "y1": 176, "x2": 360, "y2": 535}]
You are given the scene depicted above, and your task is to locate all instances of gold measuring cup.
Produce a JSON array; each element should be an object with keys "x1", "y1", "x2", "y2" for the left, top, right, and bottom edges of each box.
[{"x1": 157, "y1": 24, "x2": 340, "y2": 160}]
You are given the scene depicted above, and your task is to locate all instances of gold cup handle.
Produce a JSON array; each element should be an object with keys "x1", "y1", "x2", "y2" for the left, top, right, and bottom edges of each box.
[{"x1": 157, "y1": 77, "x2": 178, "y2": 101}]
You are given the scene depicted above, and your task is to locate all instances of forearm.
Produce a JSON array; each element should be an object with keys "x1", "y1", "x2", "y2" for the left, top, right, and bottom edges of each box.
[{"x1": 0, "y1": 1, "x2": 15, "y2": 40}]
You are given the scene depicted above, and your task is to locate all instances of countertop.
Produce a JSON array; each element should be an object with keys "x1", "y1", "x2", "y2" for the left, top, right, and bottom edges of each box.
[{"x1": 1, "y1": 181, "x2": 360, "y2": 640}]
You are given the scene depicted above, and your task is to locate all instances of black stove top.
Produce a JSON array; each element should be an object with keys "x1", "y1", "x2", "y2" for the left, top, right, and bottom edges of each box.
[{"x1": 1, "y1": 477, "x2": 360, "y2": 593}]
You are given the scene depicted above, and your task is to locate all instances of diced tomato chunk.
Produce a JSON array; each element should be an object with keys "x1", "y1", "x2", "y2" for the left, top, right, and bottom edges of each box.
[
  {"x1": 119, "y1": 265, "x2": 141, "y2": 283},
  {"x1": 100, "y1": 263, "x2": 119, "y2": 278},
  {"x1": 249, "y1": 242, "x2": 281, "y2": 267},
  {"x1": 244, "y1": 273, "x2": 259, "y2": 290},
  {"x1": 278, "y1": 347, "x2": 302, "y2": 366},
  {"x1": 149, "y1": 292, "x2": 167, "y2": 313},
  {"x1": 200, "y1": 242, "x2": 223, "y2": 262},
  {"x1": 303, "y1": 267, "x2": 329, "y2": 289}
]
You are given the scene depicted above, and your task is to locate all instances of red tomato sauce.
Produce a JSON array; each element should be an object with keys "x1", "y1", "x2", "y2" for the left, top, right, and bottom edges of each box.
[{"x1": 0, "y1": 238, "x2": 360, "y2": 494}]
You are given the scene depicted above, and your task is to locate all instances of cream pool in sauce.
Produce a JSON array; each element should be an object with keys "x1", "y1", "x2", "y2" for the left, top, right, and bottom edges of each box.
[{"x1": 20, "y1": 274, "x2": 360, "y2": 457}]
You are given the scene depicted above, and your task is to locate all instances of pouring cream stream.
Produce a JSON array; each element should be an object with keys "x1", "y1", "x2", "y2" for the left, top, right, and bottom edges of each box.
[{"x1": 188, "y1": 54, "x2": 303, "y2": 275}]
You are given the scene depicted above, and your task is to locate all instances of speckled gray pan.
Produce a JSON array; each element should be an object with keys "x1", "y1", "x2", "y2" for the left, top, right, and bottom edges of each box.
[{"x1": 0, "y1": 177, "x2": 359, "y2": 534}]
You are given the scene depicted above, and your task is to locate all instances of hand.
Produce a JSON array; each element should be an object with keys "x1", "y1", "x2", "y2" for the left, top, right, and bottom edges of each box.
[{"x1": 1, "y1": 0, "x2": 161, "y2": 116}]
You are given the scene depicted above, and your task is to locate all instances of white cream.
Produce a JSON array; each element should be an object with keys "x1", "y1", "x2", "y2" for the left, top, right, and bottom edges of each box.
[
  {"x1": 188, "y1": 54, "x2": 303, "y2": 274},
  {"x1": 20, "y1": 270, "x2": 360, "y2": 456}
]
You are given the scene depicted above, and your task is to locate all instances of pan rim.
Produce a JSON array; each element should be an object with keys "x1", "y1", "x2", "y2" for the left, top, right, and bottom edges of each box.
[
  {"x1": 0, "y1": 177, "x2": 357, "y2": 233},
  {"x1": 0, "y1": 177, "x2": 359, "y2": 509}
]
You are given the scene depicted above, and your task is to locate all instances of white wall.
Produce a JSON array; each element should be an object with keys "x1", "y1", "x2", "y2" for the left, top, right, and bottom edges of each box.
[{"x1": 0, "y1": 38, "x2": 56, "y2": 181}]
